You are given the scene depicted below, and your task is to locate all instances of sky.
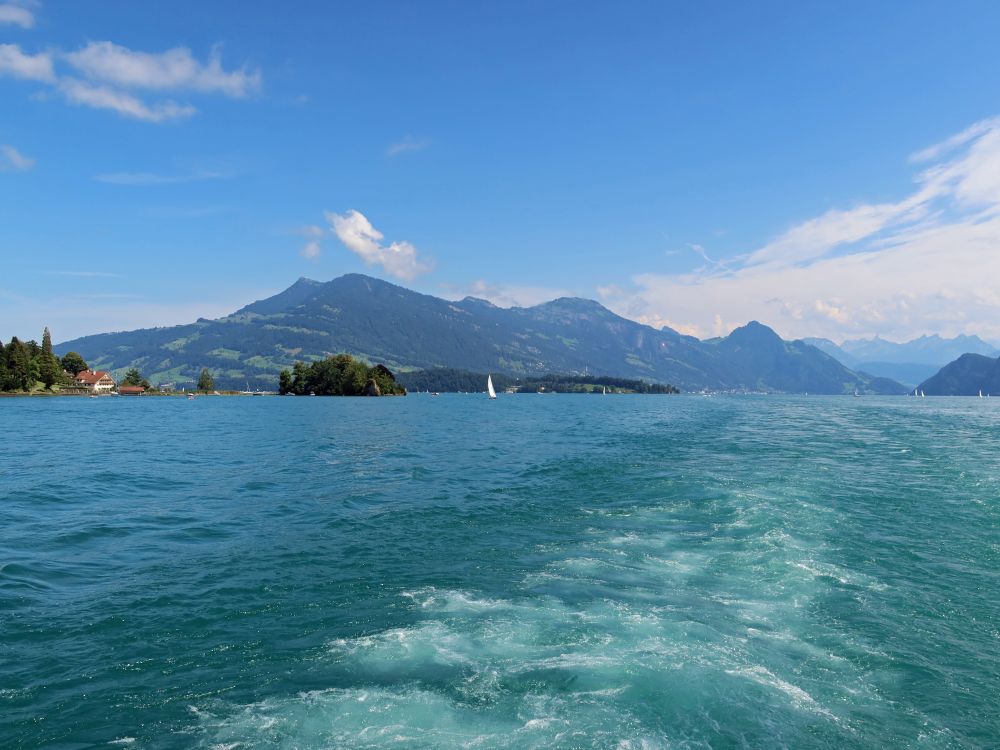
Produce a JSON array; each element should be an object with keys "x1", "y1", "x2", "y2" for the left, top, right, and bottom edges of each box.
[{"x1": 3, "y1": 0, "x2": 1000, "y2": 345}]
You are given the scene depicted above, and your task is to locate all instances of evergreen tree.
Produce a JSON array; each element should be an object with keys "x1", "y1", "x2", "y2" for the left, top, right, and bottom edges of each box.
[
  {"x1": 121, "y1": 368, "x2": 151, "y2": 389},
  {"x1": 197, "y1": 368, "x2": 215, "y2": 391},
  {"x1": 5, "y1": 338, "x2": 36, "y2": 391},
  {"x1": 0, "y1": 339, "x2": 9, "y2": 391},
  {"x1": 39, "y1": 327, "x2": 60, "y2": 389}
]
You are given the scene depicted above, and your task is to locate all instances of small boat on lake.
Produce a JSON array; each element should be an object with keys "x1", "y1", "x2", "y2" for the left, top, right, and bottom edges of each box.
[{"x1": 487, "y1": 375, "x2": 497, "y2": 400}]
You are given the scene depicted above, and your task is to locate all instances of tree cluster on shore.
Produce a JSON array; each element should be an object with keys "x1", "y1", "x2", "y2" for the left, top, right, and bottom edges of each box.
[
  {"x1": 279, "y1": 354, "x2": 406, "y2": 396},
  {"x1": 0, "y1": 328, "x2": 80, "y2": 392},
  {"x1": 396, "y1": 367, "x2": 679, "y2": 394}
]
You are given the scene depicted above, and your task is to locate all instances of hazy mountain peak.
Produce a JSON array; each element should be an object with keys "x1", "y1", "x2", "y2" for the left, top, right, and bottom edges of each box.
[{"x1": 728, "y1": 320, "x2": 782, "y2": 342}]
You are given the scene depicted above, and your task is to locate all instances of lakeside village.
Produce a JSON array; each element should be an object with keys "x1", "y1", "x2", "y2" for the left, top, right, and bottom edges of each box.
[
  {"x1": 0, "y1": 328, "x2": 404, "y2": 397},
  {"x1": 0, "y1": 327, "x2": 231, "y2": 397}
]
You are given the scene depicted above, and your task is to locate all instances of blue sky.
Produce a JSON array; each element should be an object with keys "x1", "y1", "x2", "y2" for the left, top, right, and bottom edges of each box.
[{"x1": 3, "y1": 1, "x2": 1000, "y2": 344}]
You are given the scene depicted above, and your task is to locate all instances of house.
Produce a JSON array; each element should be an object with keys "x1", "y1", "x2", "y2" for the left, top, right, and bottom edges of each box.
[
  {"x1": 73, "y1": 369, "x2": 116, "y2": 393},
  {"x1": 118, "y1": 385, "x2": 145, "y2": 396}
]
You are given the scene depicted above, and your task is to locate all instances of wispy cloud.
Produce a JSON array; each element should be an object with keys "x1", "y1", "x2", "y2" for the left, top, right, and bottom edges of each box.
[
  {"x1": 442, "y1": 280, "x2": 574, "y2": 309},
  {"x1": 71, "y1": 293, "x2": 143, "y2": 300},
  {"x1": 600, "y1": 115, "x2": 1000, "y2": 342},
  {"x1": 64, "y1": 42, "x2": 260, "y2": 98},
  {"x1": 140, "y1": 205, "x2": 231, "y2": 218},
  {"x1": 47, "y1": 270, "x2": 123, "y2": 278},
  {"x1": 298, "y1": 225, "x2": 323, "y2": 260},
  {"x1": 386, "y1": 135, "x2": 430, "y2": 157},
  {"x1": 0, "y1": 2, "x2": 35, "y2": 29},
  {"x1": 93, "y1": 169, "x2": 231, "y2": 185},
  {"x1": 0, "y1": 144, "x2": 34, "y2": 171},
  {"x1": 58, "y1": 77, "x2": 196, "y2": 122},
  {"x1": 0, "y1": 40, "x2": 259, "y2": 122},
  {"x1": 0, "y1": 43, "x2": 54, "y2": 81},
  {"x1": 327, "y1": 209, "x2": 432, "y2": 281}
]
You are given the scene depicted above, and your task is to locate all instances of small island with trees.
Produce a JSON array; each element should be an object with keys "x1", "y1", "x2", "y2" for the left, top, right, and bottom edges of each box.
[{"x1": 279, "y1": 354, "x2": 406, "y2": 396}]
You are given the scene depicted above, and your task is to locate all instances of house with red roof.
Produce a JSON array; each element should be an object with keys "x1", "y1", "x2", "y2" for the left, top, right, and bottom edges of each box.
[{"x1": 72, "y1": 369, "x2": 116, "y2": 393}]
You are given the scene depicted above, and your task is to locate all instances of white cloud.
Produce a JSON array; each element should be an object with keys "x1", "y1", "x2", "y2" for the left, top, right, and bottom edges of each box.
[
  {"x1": 64, "y1": 42, "x2": 260, "y2": 97},
  {"x1": 301, "y1": 241, "x2": 321, "y2": 260},
  {"x1": 326, "y1": 209, "x2": 432, "y2": 281},
  {"x1": 0, "y1": 2, "x2": 34, "y2": 28},
  {"x1": 1, "y1": 40, "x2": 258, "y2": 123},
  {"x1": 910, "y1": 116, "x2": 1000, "y2": 163},
  {"x1": 58, "y1": 78, "x2": 195, "y2": 122},
  {"x1": 601, "y1": 115, "x2": 1000, "y2": 342},
  {"x1": 0, "y1": 144, "x2": 34, "y2": 171},
  {"x1": 93, "y1": 169, "x2": 230, "y2": 185},
  {"x1": 443, "y1": 280, "x2": 574, "y2": 308},
  {"x1": 387, "y1": 135, "x2": 430, "y2": 157},
  {"x1": 0, "y1": 43, "x2": 54, "y2": 81}
]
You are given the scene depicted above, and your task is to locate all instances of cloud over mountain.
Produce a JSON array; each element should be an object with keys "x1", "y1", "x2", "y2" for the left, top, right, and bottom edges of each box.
[
  {"x1": 601, "y1": 116, "x2": 1000, "y2": 342},
  {"x1": 327, "y1": 210, "x2": 432, "y2": 281}
]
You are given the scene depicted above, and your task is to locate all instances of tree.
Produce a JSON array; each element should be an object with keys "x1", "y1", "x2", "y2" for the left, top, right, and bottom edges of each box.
[
  {"x1": 61, "y1": 352, "x2": 88, "y2": 376},
  {"x1": 39, "y1": 327, "x2": 60, "y2": 389},
  {"x1": 121, "y1": 367, "x2": 150, "y2": 389},
  {"x1": 197, "y1": 368, "x2": 215, "y2": 391},
  {"x1": 279, "y1": 354, "x2": 406, "y2": 396},
  {"x1": 5, "y1": 337, "x2": 36, "y2": 391}
]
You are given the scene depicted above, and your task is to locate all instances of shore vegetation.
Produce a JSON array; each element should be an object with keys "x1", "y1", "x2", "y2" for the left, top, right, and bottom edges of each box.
[{"x1": 279, "y1": 355, "x2": 405, "y2": 396}]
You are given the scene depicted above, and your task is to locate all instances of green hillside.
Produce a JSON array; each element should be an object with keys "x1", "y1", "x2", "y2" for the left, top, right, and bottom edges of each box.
[{"x1": 56, "y1": 274, "x2": 906, "y2": 394}]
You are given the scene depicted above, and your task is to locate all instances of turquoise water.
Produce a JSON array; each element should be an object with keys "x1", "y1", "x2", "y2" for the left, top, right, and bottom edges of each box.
[{"x1": 2, "y1": 395, "x2": 998, "y2": 749}]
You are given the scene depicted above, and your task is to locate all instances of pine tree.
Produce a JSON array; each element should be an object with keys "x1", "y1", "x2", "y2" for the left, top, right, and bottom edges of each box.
[
  {"x1": 39, "y1": 327, "x2": 60, "y2": 389},
  {"x1": 197, "y1": 368, "x2": 215, "y2": 391},
  {"x1": 6, "y1": 337, "x2": 35, "y2": 391},
  {"x1": 0, "y1": 339, "x2": 9, "y2": 391}
]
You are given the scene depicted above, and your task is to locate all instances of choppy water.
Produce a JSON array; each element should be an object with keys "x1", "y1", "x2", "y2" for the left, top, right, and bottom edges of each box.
[{"x1": 2, "y1": 394, "x2": 999, "y2": 749}]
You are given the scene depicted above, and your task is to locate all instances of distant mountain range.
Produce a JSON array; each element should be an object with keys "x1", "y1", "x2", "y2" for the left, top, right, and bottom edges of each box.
[
  {"x1": 802, "y1": 334, "x2": 999, "y2": 386},
  {"x1": 56, "y1": 273, "x2": 906, "y2": 394}
]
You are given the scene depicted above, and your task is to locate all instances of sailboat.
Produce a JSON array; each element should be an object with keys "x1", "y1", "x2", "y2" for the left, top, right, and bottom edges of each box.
[
  {"x1": 979, "y1": 390, "x2": 984, "y2": 398},
  {"x1": 487, "y1": 374, "x2": 497, "y2": 400},
  {"x1": 602, "y1": 386, "x2": 607, "y2": 395},
  {"x1": 920, "y1": 390, "x2": 925, "y2": 398}
]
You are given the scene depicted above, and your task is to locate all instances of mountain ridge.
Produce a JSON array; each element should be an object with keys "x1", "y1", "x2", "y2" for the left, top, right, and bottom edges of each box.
[{"x1": 56, "y1": 274, "x2": 905, "y2": 394}]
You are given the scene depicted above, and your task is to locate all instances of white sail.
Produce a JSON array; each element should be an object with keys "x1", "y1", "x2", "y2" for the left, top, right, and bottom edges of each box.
[
  {"x1": 603, "y1": 386, "x2": 606, "y2": 395},
  {"x1": 979, "y1": 390, "x2": 984, "y2": 398},
  {"x1": 920, "y1": 390, "x2": 925, "y2": 398},
  {"x1": 487, "y1": 374, "x2": 497, "y2": 399}
]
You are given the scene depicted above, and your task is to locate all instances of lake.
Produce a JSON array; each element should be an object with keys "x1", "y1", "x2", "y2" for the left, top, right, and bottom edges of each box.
[{"x1": 2, "y1": 394, "x2": 998, "y2": 748}]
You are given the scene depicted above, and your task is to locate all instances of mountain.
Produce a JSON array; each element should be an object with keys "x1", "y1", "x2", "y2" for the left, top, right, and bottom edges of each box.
[
  {"x1": 56, "y1": 273, "x2": 906, "y2": 394},
  {"x1": 800, "y1": 338, "x2": 858, "y2": 367},
  {"x1": 919, "y1": 354, "x2": 1000, "y2": 396},
  {"x1": 801, "y1": 334, "x2": 999, "y2": 387},
  {"x1": 840, "y1": 334, "x2": 999, "y2": 365}
]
